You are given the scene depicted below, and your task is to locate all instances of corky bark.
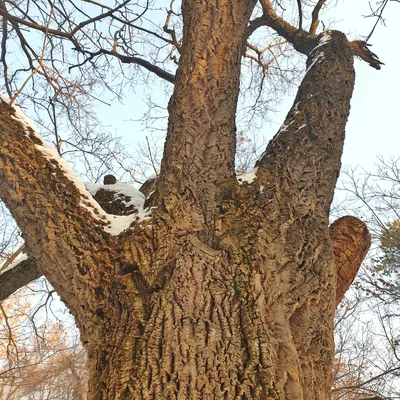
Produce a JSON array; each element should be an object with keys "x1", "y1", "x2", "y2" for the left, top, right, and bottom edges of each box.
[
  {"x1": 159, "y1": 0, "x2": 257, "y2": 233},
  {"x1": 330, "y1": 216, "x2": 371, "y2": 304},
  {"x1": 0, "y1": 2, "x2": 371, "y2": 399}
]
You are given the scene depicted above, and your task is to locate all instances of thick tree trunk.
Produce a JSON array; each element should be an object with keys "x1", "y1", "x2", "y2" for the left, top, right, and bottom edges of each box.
[
  {"x1": 86, "y1": 31, "x2": 357, "y2": 399},
  {"x1": 159, "y1": 0, "x2": 257, "y2": 232},
  {"x1": 0, "y1": 0, "x2": 369, "y2": 398}
]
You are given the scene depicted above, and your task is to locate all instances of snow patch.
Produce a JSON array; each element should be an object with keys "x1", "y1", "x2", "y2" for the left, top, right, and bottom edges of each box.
[
  {"x1": 86, "y1": 183, "x2": 145, "y2": 209},
  {"x1": 272, "y1": 118, "x2": 297, "y2": 143},
  {"x1": 295, "y1": 124, "x2": 307, "y2": 133},
  {"x1": 293, "y1": 101, "x2": 301, "y2": 115},
  {"x1": 305, "y1": 31, "x2": 330, "y2": 74},
  {"x1": 237, "y1": 167, "x2": 258, "y2": 184},
  {"x1": 1, "y1": 94, "x2": 152, "y2": 236},
  {"x1": 305, "y1": 51, "x2": 325, "y2": 74},
  {"x1": 105, "y1": 210, "x2": 152, "y2": 236},
  {"x1": 310, "y1": 31, "x2": 331, "y2": 54}
]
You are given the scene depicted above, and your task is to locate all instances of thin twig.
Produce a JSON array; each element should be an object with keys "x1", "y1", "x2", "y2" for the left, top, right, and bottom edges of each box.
[
  {"x1": 364, "y1": 0, "x2": 389, "y2": 43},
  {"x1": 296, "y1": 0, "x2": 303, "y2": 29},
  {"x1": 146, "y1": 136, "x2": 159, "y2": 178}
]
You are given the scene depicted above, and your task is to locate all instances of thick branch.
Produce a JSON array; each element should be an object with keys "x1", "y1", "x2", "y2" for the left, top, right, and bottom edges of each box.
[
  {"x1": 0, "y1": 257, "x2": 41, "y2": 301},
  {"x1": 0, "y1": 98, "x2": 135, "y2": 339},
  {"x1": 159, "y1": 0, "x2": 257, "y2": 232},
  {"x1": 309, "y1": 0, "x2": 326, "y2": 35},
  {"x1": 330, "y1": 216, "x2": 371, "y2": 305},
  {"x1": 256, "y1": 0, "x2": 318, "y2": 54},
  {"x1": 257, "y1": 31, "x2": 355, "y2": 220},
  {"x1": 0, "y1": 179, "x2": 148, "y2": 301}
]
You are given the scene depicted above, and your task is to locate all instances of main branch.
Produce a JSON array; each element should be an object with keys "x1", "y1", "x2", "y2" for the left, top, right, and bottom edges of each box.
[{"x1": 0, "y1": 98, "x2": 144, "y2": 342}]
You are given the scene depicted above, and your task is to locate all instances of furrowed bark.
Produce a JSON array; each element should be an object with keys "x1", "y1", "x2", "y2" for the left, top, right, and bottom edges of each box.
[
  {"x1": 0, "y1": 100, "x2": 145, "y2": 344},
  {"x1": 257, "y1": 30, "x2": 355, "y2": 219},
  {"x1": 0, "y1": 3, "x2": 371, "y2": 398},
  {"x1": 86, "y1": 31, "x2": 362, "y2": 399},
  {"x1": 0, "y1": 183, "x2": 150, "y2": 302},
  {"x1": 330, "y1": 216, "x2": 371, "y2": 305},
  {"x1": 249, "y1": 30, "x2": 357, "y2": 398},
  {"x1": 159, "y1": 0, "x2": 257, "y2": 233}
]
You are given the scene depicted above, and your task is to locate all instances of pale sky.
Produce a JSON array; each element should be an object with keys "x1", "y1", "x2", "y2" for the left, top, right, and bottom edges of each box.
[{"x1": 94, "y1": 1, "x2": 400, "y2": 179}]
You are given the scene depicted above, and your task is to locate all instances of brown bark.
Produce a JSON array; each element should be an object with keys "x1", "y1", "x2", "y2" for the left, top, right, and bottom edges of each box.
[
  {"x1": 0, "y1": 257, "x2": 41, "y2": 300},
  {"x1": 0, "y1": 100, "x2": 144, "y2": 347},
  {"x1": 159, "y1": 0, "x2": 257, "y2": 232},
  {"x1": 330, "y1": 216, "x2": 371, "y2": 305},
  {"x1": 0, "y1": 2, "x2": 371, "y2": 399}
]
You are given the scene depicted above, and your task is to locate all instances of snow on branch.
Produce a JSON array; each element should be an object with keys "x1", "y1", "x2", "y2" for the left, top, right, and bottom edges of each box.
[{"x1": 0, "y1": 94, "x2": 153, "y2": 236}]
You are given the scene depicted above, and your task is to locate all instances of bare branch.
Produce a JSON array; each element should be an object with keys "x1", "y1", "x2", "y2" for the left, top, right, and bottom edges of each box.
[
  {"x1": 296, "y1": 0, "x2": 303, "y2": 30},
  {"x1": 0, "y1": 258, "x2": 41, "y2": 301},
  {"x1": 364, "y1": 0, "x2": 390, "y2": 43},
  {"x1": 309, "y1": 0, "x2": 326, "y2": 35},
  {"x1": 257, "y1": 0, "x2": 317, "y2": 54},
  {"x1": 70, "y1": 48, "x2": 175, "y2": 83}
]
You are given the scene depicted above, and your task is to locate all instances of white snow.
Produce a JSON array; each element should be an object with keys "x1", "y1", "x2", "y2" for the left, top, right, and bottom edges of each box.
[
  {"x1": 304, "y1": 32, "x2": 331, "y2": 74},
  {"x1": 271, "y1": 118, "x2": 297, "y2": 143},
  {"x1": 0, "y1": 94, "x2": 152, "y2": 236},
  {"x1": 86, "y1": 182, "x2": 152, "y2": 235},
  {"x1": 86, "y1": 183, "x2": 145, "y2": 209},
  {"x1": 0, "y1": 253, "x2": 28, "y2": 276},
  {"x1": 278, "y1": 124, "x2": 290, "y2": 133},
  {"x1": 305, "y1": 51, "x2": 325, "y2": 74},
  {"x1": 310, "y1": 31, "x2": 331, "y2": 54},
  {"x1": 105, "y1": 211, "x2": 152, "y2": 236},
  {"x1": 237, "y1": 167, "x2": 258, "y2": 184},
  {"x1": 295, "y1": 124, "x2": 307, "y2": 133},
  {"x1": 293, "y1": 101, "x2": 301, "y2": 115}
]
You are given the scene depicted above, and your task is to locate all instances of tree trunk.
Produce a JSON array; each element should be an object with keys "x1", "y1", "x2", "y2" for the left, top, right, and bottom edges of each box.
[{"x1": 0, "y1": 1, "x2": 369, "y2": 398}]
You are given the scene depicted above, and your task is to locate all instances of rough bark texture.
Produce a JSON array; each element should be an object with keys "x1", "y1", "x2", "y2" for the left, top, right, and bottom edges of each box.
[
  {"x1": 330, "y1": 216, "x2": 371, "y2": 304},
  {"x1": 0, "y1": 1, "x2": 370, "y2": 399},
  {"x1": 159, "y1": 0, "x2": 257, "y2": 232}
]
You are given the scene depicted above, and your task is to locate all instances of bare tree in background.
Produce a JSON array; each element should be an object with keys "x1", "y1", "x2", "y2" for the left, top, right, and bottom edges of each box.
[
  {"x1": 0, "y1": 0, "x2": 395, "y2": 397},
  {"x1": 332, "y1": 292, "x2": 400, "y2": 399},
  {"x1": 0, "y1": 280, "x2": 87, "y2": 399}
]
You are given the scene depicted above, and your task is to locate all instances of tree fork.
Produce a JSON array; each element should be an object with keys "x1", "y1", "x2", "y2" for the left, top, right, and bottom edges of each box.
[{"x1": 0, "y1": 4, "x2": 373, "y2": 398}]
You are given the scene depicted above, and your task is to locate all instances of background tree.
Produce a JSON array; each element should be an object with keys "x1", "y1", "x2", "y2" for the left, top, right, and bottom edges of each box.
[
  {"x1": 341, "y1": 157, "x2": 400, "y2": 302},
  {"x1": 0, "y1": 0, "x2": 393, "y2": 398},
  {"x1": 0, "y1": 282, "x2": 87, "y2": 399}
]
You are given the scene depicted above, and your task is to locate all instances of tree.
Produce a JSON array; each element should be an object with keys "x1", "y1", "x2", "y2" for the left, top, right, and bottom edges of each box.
[
  {"x1": 341, "y1": 157, "x2": 400, "y2": 303},
  {"x1": 0, "y1": 281, "x2": 87, "y2": 399},
  {"x1": 0, "y1": 0, "x2": 384, "y2": 398}
]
